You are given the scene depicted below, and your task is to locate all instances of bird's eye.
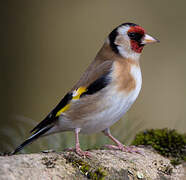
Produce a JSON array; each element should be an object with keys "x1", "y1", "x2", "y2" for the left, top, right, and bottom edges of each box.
[
  {"x1": 128, "y1": 32, "x2": 136, "y2": 38},
  {"x1": 128, "y1": 32, "x2": 143, "y2": 42}
]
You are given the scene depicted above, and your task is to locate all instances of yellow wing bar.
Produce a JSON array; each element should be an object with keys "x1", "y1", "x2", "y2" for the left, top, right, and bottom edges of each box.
[
  {"x1": 55, "y1": 104, "x2": 70, "y2": 117},
  {"x1": 72, "y1": 87, "x2": 87, "y2": 100},
  {"x1": 55, "y1": 87, "x2": 87, "y2": 117}
]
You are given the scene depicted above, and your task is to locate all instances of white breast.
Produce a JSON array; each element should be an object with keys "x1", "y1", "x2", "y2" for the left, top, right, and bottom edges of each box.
[
  {"x1": 80, "y1": 65, "x2": 142, "y2": 134},
  {"x1": 129, "y1": 65, "x2": 142, "y2": 102}
]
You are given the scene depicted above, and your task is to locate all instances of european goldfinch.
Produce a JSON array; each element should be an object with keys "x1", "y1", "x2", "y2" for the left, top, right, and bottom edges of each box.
[{"x1": 12, "y1": 22, "x2": 159, "y2": 157}]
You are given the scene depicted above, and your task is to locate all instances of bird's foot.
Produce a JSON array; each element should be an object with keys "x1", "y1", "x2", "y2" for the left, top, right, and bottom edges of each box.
[
  {"x1": 76, "y1": 148, "x2": 92, "y2": 158},
  {"x1": 64, "y1": 147, "x2": 91, "y2": 158},
  {"x1": 104, "y1": 144, "x2": 142, "y2": 154}
]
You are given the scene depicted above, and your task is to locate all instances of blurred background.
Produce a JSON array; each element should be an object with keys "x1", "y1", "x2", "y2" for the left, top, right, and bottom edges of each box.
[{"x1": 1, "y1": 0, "x2": 186, "y2": 153}]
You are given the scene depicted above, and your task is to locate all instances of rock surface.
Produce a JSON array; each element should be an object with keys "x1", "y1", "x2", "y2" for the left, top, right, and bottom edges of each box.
[{"x1": 0, "y1": 147, "x2": 185, "y2": 180}]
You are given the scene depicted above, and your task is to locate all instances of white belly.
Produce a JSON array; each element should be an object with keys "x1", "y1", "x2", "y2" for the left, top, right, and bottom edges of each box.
[{"x1": 80, "y1": 91, "x2": 138, "y2": 133}]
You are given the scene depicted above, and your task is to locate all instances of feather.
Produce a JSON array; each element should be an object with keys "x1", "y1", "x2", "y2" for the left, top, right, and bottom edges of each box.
[
  {"x1": 11, "y1": 125, "x2": 53, "y2": 155},
  {"x1": 80, "y1": 72, "x2": 111, "y2": 97},
  {"x1": 30, "y1": 92, "x2": 73, "y2": 133}
]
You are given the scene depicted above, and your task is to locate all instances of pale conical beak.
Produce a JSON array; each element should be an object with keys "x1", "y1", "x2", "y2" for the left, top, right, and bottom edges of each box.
[{"x1": 141, "y1": 34, "x2": 160, "y2": 45}]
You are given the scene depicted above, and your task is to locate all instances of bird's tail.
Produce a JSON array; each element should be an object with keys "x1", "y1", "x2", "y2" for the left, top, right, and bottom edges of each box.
[{"x1": 11, "y1": 125, "x2": 53, "y2": 155}]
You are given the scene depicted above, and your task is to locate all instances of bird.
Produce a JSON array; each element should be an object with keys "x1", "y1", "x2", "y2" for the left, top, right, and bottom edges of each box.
[{"x1": 11, "y1": 22, "x2": 159, "y2": 157}]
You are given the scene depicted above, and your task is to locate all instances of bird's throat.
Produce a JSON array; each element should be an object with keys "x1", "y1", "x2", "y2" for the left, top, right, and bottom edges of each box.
[{"x1": 130, "y1": 40, "x2": 144, "y2": 53}]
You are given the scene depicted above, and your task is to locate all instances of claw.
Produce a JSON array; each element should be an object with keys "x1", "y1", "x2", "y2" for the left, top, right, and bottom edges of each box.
[
  {"x1": 64, "y1": 147, "x2": 92, "y2": 158},
  {"x1": 104, "y1": 144, "x2": 143, "y2": 154},
  {"x1": 76, "y1": 148, "x2": 92, "y2": 158},
  {"x1": 102, "y1": 128, "x2": 144, "y2": 155}
]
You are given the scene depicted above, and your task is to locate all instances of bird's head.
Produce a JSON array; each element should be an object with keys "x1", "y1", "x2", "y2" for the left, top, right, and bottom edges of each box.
[{"x1": 108, "y1": 23, "x2": 159, "y2": 60}]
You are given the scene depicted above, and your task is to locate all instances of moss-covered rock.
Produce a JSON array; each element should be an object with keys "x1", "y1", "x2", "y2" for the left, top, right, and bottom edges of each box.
[
  {"x1": 65, "y1": 153, "x2": 107, "y2": 179},
  {"x1": 131, "y1": 128, "x2": 186, "y2": 165},
  {"x1": 0, "y1": 149, "x2": 185, "y2": 179}
]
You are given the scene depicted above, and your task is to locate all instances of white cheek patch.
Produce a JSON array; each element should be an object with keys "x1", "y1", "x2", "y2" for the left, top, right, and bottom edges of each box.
[
  {"x1": 117, "y1": 26, "x2": 130, "y2": 46},
  {"x1": 116, "y1": 26, "x2": 141, "y2": 61},
  {"x1": 117, "y1": 26, "x2": 130, "y2": 36}
]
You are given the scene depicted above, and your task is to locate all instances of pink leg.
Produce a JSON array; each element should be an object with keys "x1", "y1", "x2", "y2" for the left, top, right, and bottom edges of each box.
[
  {"x1": 102, "y1": 128, "x2": 140, "y2": 153},
  {"x1": 65, "y1": 128, "x2": 91, "y2": 158}
]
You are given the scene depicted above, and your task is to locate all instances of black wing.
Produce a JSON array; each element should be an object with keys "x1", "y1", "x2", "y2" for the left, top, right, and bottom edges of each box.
[
  {"x1": 80, "y1": 72, "x2": 111, "y2": 97},
  {"x1": 30, "y1": 92, "x2": 73, "y2": 133}
]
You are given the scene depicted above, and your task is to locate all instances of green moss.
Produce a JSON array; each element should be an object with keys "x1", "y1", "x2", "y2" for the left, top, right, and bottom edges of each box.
[
  {"x1": 41, "y1": 157, "x2": 48, "y2": 161},
  {"x1": 89, "y1": 167, "x2": 107, "y2": 180},
  {"x1": 74, "y1": 160, "x2": 107, "y2": 179},
  {"x1": 73, "y1": 160, "x2": 91, "y2": 175},
  {"x1": 169, "y1": 159, "x2": 178, "y2": 166},
  {"x1": 65, "y1": 155, "x2": 107, "y2": 179},
  {"x1": 132, "y1": 128, "x2": 186, "y2": 165}
]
